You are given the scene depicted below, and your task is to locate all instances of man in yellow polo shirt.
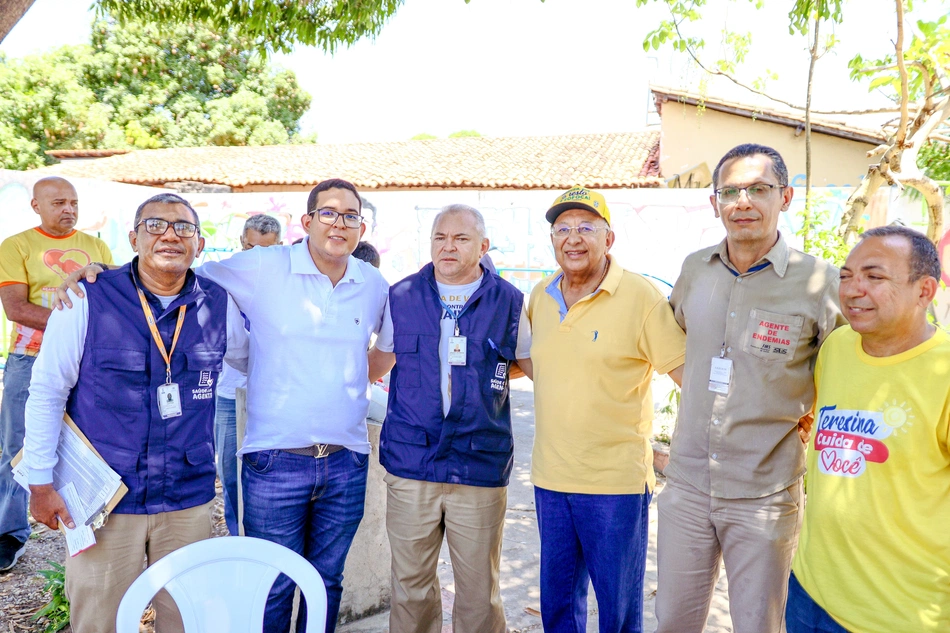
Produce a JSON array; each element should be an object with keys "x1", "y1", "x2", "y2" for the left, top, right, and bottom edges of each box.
[
  {"x1": 788, "y1": 226, "x2": 950, "y2": 633},
  {"x1": 528, "y1": 187, "x2": 685, "y2": 633},
  {"x1": 0, "y1": 176, "x2": 112, "y2": 571}
]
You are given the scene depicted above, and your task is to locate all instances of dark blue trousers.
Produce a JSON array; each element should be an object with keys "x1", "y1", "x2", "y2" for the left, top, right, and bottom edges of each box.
[{"x1": 535, "y1": 485, "x2": 652, "y2": 633}]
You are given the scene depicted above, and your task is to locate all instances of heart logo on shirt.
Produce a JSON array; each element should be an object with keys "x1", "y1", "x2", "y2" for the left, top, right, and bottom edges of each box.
[{"x1": 44, "y1": 248, "x2": 91, "y2": 280}]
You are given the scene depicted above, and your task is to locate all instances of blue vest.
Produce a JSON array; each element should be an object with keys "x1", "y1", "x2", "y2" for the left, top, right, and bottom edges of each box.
[
  {"x1": 65, "y1": 261, "x2": 228, "y2": 515},
  {"x1": 380, "y1": 264, "x2": 523, "y2": 487}
]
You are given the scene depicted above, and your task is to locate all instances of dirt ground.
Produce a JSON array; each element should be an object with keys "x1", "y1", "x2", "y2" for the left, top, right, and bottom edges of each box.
[{"x1": 0, "y1": 482, "x2": 230, "y2": 633}]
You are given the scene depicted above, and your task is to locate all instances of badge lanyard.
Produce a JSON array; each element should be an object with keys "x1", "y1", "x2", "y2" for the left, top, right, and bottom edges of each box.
[
  {"x1": 708, "y1": 259, "x2": 771, "y2": 394},
  {"x1": 137, "y1": 288, "x2": 186, "y2": 419},
  {"x1": 439, "y1": 296, "x2": 467, "y2": 367}
]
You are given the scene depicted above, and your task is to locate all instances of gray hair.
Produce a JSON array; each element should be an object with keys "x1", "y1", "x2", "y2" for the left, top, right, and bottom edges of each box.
[
  {"x1": 860, "y1": 225, "x2": 941, "y2": 282},
  {"x1": 243, "y1": 214, "x2": 282, "y2": 240},
  {"x1": 431, "y1": 204, "x2": 486, "y2": 240},
  {"x1": 135, "y1": 193, "x2": 199, "y2": 226}
]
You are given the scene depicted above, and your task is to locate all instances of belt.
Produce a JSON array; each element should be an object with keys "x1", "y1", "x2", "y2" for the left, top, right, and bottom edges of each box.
[{"x1": 282, "y1": 444, "x2": 345, "y2": 458}]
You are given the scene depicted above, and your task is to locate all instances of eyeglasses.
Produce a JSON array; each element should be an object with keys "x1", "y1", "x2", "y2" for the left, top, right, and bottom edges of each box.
[
  {"x1": 715, "y1": 184, "x2": 785, "y2": 204},
  {"x1": 136, "y1": 218, "x2": 199, "y2": 238},
  {"x1": 309, "y1": 207, "x2": 363, "y2": 229},
  {"x1": 550, "y1": 222, "x2": 609, "y2": 238}
]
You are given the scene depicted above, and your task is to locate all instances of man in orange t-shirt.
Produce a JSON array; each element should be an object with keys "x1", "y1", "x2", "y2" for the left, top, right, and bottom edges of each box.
[{"x1": 0, "y1": 177, "x2": 112, "y2": 571}]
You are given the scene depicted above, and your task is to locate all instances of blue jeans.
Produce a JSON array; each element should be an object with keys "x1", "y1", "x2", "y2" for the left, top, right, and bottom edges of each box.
[
  {"x1": 534, "y1": 486, "x2": 652, "y2": 633},
  {"x1": 785, "y1": 572, "x2": 851, "y2": 633},
  {"x1": 242, "y1": 447, "x2": 368, "y2": 633},
  {"x1": 213, "y1": 395, "x2": 239, "y2": 535},
  {"x1": 0, "y1": 354, "x2": 36, "y2": 543}
]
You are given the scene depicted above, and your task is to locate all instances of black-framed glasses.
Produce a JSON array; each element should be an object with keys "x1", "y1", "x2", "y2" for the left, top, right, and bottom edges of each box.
[
  {"x1": 136, "y1": 218, "x2": 199, "y2": 238},
  {"x1": 309, "y1": 207, "x2": 363, "y2": 229},
  {"x1": 715, "y1": 184, "x2": 786, "y2": 204},
  {"x1": 550, "y1": 222, "x2": 609, "y2": 239}
]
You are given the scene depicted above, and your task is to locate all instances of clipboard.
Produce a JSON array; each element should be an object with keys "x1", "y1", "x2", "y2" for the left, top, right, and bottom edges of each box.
[{"x1": 12, "y1": 413, "x2": 128, "y2": 529}]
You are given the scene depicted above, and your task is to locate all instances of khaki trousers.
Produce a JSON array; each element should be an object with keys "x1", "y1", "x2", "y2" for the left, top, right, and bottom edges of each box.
[
  {"x1": 385, "y1": 473, "x2": 507, "y2": 633},
  {"x1": 65, "y1": 501, "x2": 214, "y2": 633},
  {"x1": 655, "y1": 477, "x2": 803, "y2": 633}
]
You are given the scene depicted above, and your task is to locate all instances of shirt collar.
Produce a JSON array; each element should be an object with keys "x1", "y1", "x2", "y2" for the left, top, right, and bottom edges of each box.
[
  {"x1": 129, "y1": 257, "x2": 200, "y2": 312},
  {"x1": 290, "y1": 237, "x2": 365, "y2": 284},
  {"x1": 545, "y1": 254, "x2": 620, "y2": 296},
  {"x1": 704, "y1": 232, "x2": 790, "y2": 278}
]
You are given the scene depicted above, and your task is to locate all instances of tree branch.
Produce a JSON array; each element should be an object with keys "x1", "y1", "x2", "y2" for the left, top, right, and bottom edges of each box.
[{"x1": 0, "y1": 0, "x2": 36, "y2": 44}]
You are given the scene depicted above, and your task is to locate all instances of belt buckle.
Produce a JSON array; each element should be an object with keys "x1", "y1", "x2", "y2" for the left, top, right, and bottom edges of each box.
[{"x1": 314, "y1": 443, "x2": 330, "y2": 458}]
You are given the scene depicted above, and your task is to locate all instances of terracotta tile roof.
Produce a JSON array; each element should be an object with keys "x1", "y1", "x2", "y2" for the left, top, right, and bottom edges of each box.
[
  {"x1": 45, "y1": 149, "x2": 131, "y2": 159},
  {"x1": 35, "y1": 132, "x2": 663, "y2": 190},
  {"x1": 651, "y1": 85, "x2": 887, "y2": 145}
]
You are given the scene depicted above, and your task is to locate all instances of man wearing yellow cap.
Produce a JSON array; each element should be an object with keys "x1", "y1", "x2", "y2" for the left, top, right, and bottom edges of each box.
[{"x1": 527, "y1": 187, "x2": 685, "y2": 633}]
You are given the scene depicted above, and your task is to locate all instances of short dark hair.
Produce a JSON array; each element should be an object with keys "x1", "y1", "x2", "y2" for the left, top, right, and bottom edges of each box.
[
  {"x1": 712, "y1": 143, "x2": 789, "y2": 189},
  {"x1": 135, "y1": 193, "x2": 200, "y2": 227},
  {"x1": 306, "y1": 179, "x2": 361, "y2": 215},
  {"x1": 860, "y1": 225, "x2": 941, "y2": 282},
  {"x1": 352, "y1": 241, "x2": 380, "y2": 268}
]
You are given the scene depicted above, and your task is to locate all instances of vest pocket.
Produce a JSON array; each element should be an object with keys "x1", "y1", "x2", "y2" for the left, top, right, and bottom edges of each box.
[
  {"x1": 182, "y1": 349, "x2": 224, "y2": 407},
  {"x1": 470, "y1": 434, "x2": 512, "y2": 453},
  {"x1": 393, "y1": 334, "x2": 421, "y2": 388},
  {"x1": 171, "y1": 441, "x2": 215, "y2": 504},
  {"x1": 94, "y1": 349, "x2": 147, "y2": 412},
  {"x1": 98, "y1": 442, "x2": 140, "y2": 500},
  {"x1": 386, "y1": 423, "x2": 429, "y2": 447}
]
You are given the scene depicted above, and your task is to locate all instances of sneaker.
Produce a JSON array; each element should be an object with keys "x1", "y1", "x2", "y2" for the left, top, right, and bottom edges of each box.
[{"x1": 0, "y1": 534, "x2": 26, "y2": 572}]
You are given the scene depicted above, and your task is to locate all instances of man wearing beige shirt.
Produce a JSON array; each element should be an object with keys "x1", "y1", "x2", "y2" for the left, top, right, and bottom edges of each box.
[{"x1": 655, "y1": 144, "x2": 845, "y2": 633}]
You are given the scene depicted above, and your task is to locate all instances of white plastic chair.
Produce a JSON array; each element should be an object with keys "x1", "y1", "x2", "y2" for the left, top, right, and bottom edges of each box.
[{"x1": 115, "y1": 536, "x2": 328, "y2": 633}]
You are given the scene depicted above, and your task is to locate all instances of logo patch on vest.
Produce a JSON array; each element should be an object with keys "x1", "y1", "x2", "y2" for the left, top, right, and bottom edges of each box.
[
  {"x1": 198, "y1": 370, "x2": 214, "y2": 387},
  {"x1": 490, "y1": 362, "x2": 507, "y2": 392}
]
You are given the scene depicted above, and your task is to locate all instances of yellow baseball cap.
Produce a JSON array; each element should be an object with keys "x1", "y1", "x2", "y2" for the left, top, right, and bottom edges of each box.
[{"x1": 545, "y1": 187, "x2": 611, "y2": 225}]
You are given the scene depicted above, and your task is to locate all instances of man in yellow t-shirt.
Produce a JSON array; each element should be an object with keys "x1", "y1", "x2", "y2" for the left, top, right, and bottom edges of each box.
[
  {"x1": 528, "y1": 187, "x2": 685, "y2": 633},
  {"x1": 789, "y1": 225, "x2": 950, "y2": 633},
  {"x1": 0, "y1": 177, "x2": 113, "y2": 571}
]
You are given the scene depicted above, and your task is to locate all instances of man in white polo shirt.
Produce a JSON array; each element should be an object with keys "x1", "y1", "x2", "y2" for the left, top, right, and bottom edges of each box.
[{"x1": 58, "y1": 179, "x2": 389, "y2": 633}]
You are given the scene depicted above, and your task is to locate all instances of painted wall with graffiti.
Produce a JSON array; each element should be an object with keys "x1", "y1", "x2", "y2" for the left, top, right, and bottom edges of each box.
[{"x1": 0, "y1": 170, "x2": 942, "y2": 300}]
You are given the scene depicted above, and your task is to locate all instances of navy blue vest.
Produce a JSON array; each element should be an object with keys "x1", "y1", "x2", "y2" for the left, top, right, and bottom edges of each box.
[
  {"x1": 380, "y1": 264, "x2": 523, "y2": 487},
  {"x1": 65, "y1": 261, "x2": 228, "y2": 514}
]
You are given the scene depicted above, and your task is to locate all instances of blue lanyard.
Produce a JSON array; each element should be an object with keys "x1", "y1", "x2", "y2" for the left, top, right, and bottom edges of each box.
[
  {"x1": 724, "y1": 260, "x2": 771, "y2": 276},
  {"x1": 439, "y1": 296, "x2": 464, "y2": 336}
]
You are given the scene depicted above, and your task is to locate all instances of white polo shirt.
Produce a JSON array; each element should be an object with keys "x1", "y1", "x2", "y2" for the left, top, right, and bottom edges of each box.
[{"x1": 198, "y1": 239, "x2": 390, "y2": 455}]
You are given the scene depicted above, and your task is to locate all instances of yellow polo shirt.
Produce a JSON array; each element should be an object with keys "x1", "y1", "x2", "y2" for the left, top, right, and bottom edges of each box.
[{"x1": 528, "y1": 256, "x2": 686, "y2": 494}]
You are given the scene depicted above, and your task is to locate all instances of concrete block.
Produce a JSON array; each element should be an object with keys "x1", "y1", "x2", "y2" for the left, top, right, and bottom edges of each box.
[{"x1": 339, "y1": 420, "x2": 391, "y2": 623}]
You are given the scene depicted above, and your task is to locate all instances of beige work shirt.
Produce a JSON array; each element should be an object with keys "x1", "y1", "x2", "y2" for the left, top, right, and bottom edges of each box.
[{"x1": 667, "y1": 234, "x2": 845, "y2": 499}]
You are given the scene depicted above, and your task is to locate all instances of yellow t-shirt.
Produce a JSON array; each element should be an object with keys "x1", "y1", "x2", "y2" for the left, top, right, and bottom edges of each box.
[
  {"x1": 528, "y1": 258, "x2": 686, "y2": 494},
  {"x1": 792, "y1": 326, "x2": 950, "y2": 633},
  {"x1": 0, "y1": 227, "x2": 113, "y2": 356}
]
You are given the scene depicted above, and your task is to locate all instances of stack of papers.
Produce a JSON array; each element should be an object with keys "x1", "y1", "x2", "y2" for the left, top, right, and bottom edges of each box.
[{"x1": 12, "y1": 416, "x2": 126, "y2": 556}]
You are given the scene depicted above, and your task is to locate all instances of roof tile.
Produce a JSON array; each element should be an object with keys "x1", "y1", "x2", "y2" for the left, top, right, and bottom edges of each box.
[{"x1": 36, "y1": 132, "x2": 662, "y2": 190}]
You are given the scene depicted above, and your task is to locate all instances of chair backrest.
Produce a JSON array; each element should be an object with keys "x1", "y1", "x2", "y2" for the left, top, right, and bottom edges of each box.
[{"x1": 116, "y1": 536, "x2": 327, "y2": 633}]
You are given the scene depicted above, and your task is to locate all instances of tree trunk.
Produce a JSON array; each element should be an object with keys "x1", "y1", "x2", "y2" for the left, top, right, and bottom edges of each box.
[
  {"x1": 802, "y1": 17, "x2": 821, "y2": 249},
  {"x1": 0, "y1": 0, "x2": 36, "y2": 44}
]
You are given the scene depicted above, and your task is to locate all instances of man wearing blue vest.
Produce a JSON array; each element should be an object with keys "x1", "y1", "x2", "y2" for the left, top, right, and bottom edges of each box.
[
  {"x1": 23, "y1": 193, "x2": 233, "y2": 633},
  {"x1": 368, "y1": 204, "x2": 532, "y2": 633}
]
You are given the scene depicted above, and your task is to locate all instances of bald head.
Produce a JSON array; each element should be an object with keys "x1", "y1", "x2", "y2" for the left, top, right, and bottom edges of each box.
[{"x1": 31, "y1": 177, "x2": 78, "y2": 236}]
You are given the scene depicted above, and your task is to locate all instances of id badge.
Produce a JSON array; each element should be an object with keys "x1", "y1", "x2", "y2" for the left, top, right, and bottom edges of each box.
[
  {"x1": 157, "y1": 383, "x2": 183, "y2": 419},
  {"x1": 708, "y1": 357, "x2": 733, "y2": 394},
  {"x1": 448, "y1": 336, "x2": 467, "y2": 366}
]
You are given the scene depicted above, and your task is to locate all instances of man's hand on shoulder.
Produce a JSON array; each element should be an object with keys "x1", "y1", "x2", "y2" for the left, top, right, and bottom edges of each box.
[
  {"x1": 53, "y1": 264, "x2": 110, "y2": 310},
  {"x1": 29, "y1": 484, "x2": 74, "y2": 530}
]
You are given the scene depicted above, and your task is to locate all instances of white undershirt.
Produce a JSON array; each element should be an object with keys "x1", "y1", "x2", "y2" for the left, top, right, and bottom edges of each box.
[{"x1": 377, "y1": 275, "x2": 532, "y2": 417}]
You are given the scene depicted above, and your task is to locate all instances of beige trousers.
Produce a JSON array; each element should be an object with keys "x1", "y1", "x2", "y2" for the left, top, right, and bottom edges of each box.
[
  {"x1": 65, "y1": 501, "x2": 214, "y2": 633},
  {"x1": 655, "y1": 477, "x2": 803, "y2": 633},
  {"x1": 385, "y1": 473, "x2": 507, "y2": 633}
]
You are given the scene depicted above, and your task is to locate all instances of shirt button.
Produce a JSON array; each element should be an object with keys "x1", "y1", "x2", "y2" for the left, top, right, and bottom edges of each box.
[
  {"x1": 726, "y1": 346, "x2": 732, "y2": 353},
  {"x1": 730, "y1": 311, "x2": 736, "y2": 317},
  {"x1": 736, "y1": 278, "x2": 743, "y2": 283},
  {"x1": 713, "y1": 419, "x2": 720, "y2": 426},
  {"x1": 712, "y1": 453, "x2": 718, "y2": 460}
]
